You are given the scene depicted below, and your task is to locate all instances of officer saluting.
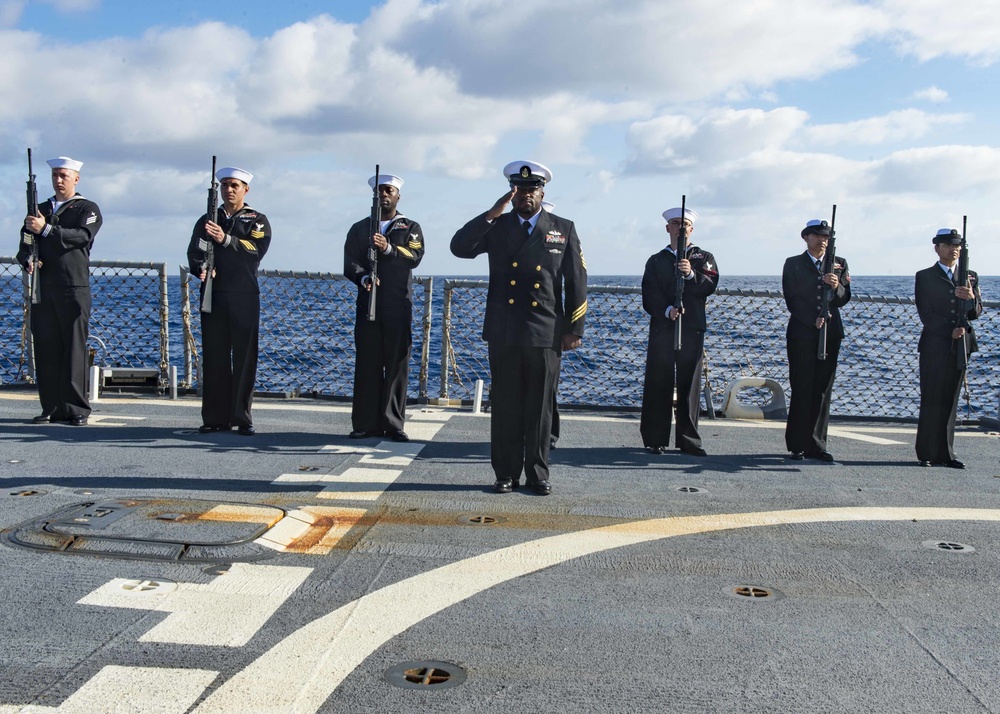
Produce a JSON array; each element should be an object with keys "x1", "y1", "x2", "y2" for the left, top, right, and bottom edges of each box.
[
  {"x1": 914, "y1": 228, "x2": 982, "y2": 469},
  {"x1": 17, "y1": 156, "x2": 102, "y2": 426},
  {"x1": 187, "y1": 166, "x2": 271, "y2": 435},
  {"x1": 451, "y1": 161, "x2": 587, "y2": 495},
  {"x1": 640, "y1": 206, "x2": 719, "y2": 456},
  {"x1": 344, "y1": 172, "x2": 425, "y2": 442}
]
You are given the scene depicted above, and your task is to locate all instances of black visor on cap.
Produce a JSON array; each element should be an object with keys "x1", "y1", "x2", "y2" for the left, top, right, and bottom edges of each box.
[
  {"x1": 802, "y1": 225, "x2": 831, "y2": 238},
  {"x1": 933, "y1": 232, "x2": 962, "y2": 245}
]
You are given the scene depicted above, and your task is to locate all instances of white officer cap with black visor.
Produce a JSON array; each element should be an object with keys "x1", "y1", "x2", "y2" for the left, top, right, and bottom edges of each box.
[
  {"x1": 47, "y1": 156, "x2": 83, "y2": 172},
  {"x1": 801, "y1": 219, "x2": 832, "y2": 237},
  {"x1": 933, "y1": 228, "x2": 962, "y2": 245},
  {"x1": 503, "y1": 160, "x2": 552, "y2": 188},
  {"x1": 368, "y1": 174, "x2": 404, "y2": 190},
  {"x1": 216, "y1": 167, "x2": 254, "y2": 184},
  {"x1": 662, "y1": 207, "x2": 698, "y2": 224}
]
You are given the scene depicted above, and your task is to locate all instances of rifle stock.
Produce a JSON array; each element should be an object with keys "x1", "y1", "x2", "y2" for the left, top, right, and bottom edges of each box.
[
  {"x1": 201, "y1": 156, "x2": 218, "y2": 314},
  {"x1": 673, "y1": 195, "x2": 688, "y2": 351},
  {"x1": 367, "y1": 164, "x2": 381, "y2": 322},
  {"x1": 817, "y1": 204, "x2": 837, "y2": 360},
  {"x1": 25, "y1": 148, "x2": 41, "y2": 305}
]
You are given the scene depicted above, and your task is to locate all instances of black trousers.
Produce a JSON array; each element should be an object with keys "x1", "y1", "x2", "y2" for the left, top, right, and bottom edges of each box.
[
  {"x1": 31, "y1": 286, "x2": 91, "y2": 419},
  {"x1": 351, "y1": 314, "x2": 412, "y2": 434},
  {"x1": 915, "y1": 347, "x2": 964, "y2": 462},
  {"x1": 640, "y1": 328, "x2": 704, "y2": 450},
  {"x1": 488, "y1": 342, "x2": 560, "y2": 484},
  {"x1": 785, "y1": 337, "x2": 840, "y2": 453},
  {"x1": 200, "y1": 291, "x2": 259, "y2": 428}
]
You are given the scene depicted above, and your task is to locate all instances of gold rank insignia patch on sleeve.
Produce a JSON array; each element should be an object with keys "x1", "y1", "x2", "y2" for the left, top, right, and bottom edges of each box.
[{"x1": 239, "y1": 239, "x2": 257, "y2": 252}]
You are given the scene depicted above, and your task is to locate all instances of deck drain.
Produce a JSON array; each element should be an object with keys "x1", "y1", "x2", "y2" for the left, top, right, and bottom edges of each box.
[
  {"x1": 726, "y1": 585, "x2": 783, "y2": 602},
  {"x1": 384, "y1": 661, "x2": 467, "y2": 691},
  {"x1": 118, "y1": 578, "x2": 176, "y2": 595},
  {"x1": 676, "y1": 486, "x2": 703, "y2": 493},
  {"x1": 922, "y1": 540, "x2": 976, "y2": 554},
  {"x1": 154, "y1": 513, "x2": 185, "y2": 521},
  {"x1": 8, "y1": 489, "x2": 46, "y2": 497},
  {"x1": 298, "y1": 466, "x2": 320, "y2": 472},
  {"x1": 462, "y1": 515, "x2": 506, "y2": 525}
]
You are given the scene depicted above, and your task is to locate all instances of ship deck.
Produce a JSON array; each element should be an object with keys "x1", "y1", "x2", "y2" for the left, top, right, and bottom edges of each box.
[{"x1": 1, "y1": 391, "x2": 999, "y2": 713}]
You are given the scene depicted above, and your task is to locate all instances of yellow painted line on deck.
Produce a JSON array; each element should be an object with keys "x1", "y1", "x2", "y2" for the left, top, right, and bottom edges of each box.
[{"x1": 195, "y1": 505, "x2": 1000, "y2": 713}]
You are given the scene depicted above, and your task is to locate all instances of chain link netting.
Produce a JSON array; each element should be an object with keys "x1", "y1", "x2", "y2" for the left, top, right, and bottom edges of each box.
[
  {"x1": 0, "y1": 259, "x2": 31, "y2": 384},
  {"x1": 0, "y1": 258, "x2": 168, "y2": 386},
  {"x1": 179, "y1": 269, "x2": 432, "y2": 399},
  {"x1": 3, "y1": 258, "x2": 997, "y2": 423},
  {"x1": 441, "y1": 282, "x2": 1000, "y2": 421}
]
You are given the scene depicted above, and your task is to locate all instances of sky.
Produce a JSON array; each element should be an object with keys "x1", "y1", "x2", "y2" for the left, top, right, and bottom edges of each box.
[{"x1": 2, "y1": 0, "x2": 999, "y2": 278}]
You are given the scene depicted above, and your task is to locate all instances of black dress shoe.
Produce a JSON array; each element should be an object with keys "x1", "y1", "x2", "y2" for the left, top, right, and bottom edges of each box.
[
  {"x1": 549, "y1": 438, "x2": 557, "y2": 449},
  {"x1": 238, "y1": 425, "x2": 256, "y2": 436},
  {"x1": 789, "y1": 451, "x2": 805, "y2": 460},
  {"x1": 349, "y1": 430, "x2": 373, "y2": 439},
  {"x1": 68, "y1": 415, "x2": 88, "y2": 426},
  {"x1": 807, "y1": 450, "x2": 835, "y2": 462},
  {"x1": 390, "y1": 429, "x2": 409, "y2": 442},
  {"x1": 199, "y1": 425, "x2": 230, "y2": 433},
  {"x1": 681, "y1": 446, "x2": 707, "y2": 457},
  {"x1": 945, "y1": 459, "x2": 966, "y2": 469},
  {"x1": 645, "y1": 446, "x2": 666, "y2": 455},
  {"x1": 511, "y1": 480, "x2": 521, "y2": 489},
  {"x1": 532, "y1": 480, "x2": 552, "y2": 495},
  {"x1": 492, "y1": 479, "x2": 513, "y2": 494},
  {"x1": 32, "y1": 412, "x2": 55, "y2": 423},
  {"x1": 918, "y1": 460, "x2": 931, "y2": 467}
]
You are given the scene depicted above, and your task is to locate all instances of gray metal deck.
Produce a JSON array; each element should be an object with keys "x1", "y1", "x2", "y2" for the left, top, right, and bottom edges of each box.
[{"x1": 1, "y1": 391, "x2": 999, "y2": 713}]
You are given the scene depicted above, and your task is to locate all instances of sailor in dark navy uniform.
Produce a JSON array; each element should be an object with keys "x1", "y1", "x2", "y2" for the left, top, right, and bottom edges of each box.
[
  {"x1": 914, "y1": 228, "x2": 982, "y2": 469},
  {"x1": 344, "y1": 173, "x2": 425, "y2": 442},
  {"x1": 451, "y1": 161, "x2": 587, "y2": 495},
  {"x1": 187, "y1": 166, "x2": 271, "y2": 435},
  {"x1": 782, "y1": 219, "x2": 851, "y2": 461},
  {"x1": 17, "y1": 156, "x2": 102, "y2": 426},
  {"x1": 640, "y1": 207, "x2": 719, "y2": 456}
]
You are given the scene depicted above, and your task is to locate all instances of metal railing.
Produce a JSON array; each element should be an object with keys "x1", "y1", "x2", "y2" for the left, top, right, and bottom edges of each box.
[
  {"x1": 178, "y1": 268, "x2": 434, "y2": 399},
  {"x1": 2, "y1": 257, "x2": 996, "y2": 423},
  {"x1": 0, "y1": 258, "x2": 169, "y2": 386},
  {"x1": 440, "y1": 281, "x2": 1000, "y2": 421}
]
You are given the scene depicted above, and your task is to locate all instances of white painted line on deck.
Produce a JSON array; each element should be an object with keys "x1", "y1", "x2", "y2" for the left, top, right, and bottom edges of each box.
[
  {"x1": 254, "y1": 510, "x2": 317, "y2": 551},
  {"x1": 357, "y1": 441, "x2": 425, "y2": 466},
  {"x1": 317, "y1": 468, "x2": 403, "y2": 501},
  {"x1": 77, "y1": 563, "x2": 312, "y2": 647},
  {"x1": 320, "y1": 444, "x2": 378, "y2": 455},
  {"x1": 194, "y1": 506, "x2": 1000, "y2": 713},
  {"x1": 0, "y1": 665, "x2": 218, "y2": 713}
]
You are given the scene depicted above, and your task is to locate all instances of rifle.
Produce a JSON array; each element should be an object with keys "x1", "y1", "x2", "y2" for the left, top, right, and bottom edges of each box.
[
  {"x1": 673, "y1": 195, "x2": 688, "y2": 350},
  {"x1": 817, "y1": 204, "x2": 837, "y2": 360},
  {"x1": 201, "y1": 155, "x2": 218, "y2": 313},
  {"x1": 24, "y1": 148, "x2": 41, "y2": 305},
  {"x1": 955, "y1": 215, "x2": 971, "y2": 370},
  {"x1": 367, "y1": 164, "x2": 381, "y2": 322}
]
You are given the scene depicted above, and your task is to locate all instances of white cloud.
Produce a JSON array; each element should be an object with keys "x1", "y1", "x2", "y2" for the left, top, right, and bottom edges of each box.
[
  {"x1": 806, "y1": 109, "x2": 968, "y2": 145},
  {"x1": 911, "y1": 86, "x2": 948, "y2": 103},
  {"x1": 387, "y1": 0, "x2": 889, "y2": 101},
  {"x1": 879, "y1": 0, "x2": 1000, "y2": 65},
  {"x1": 0, "y1": 1, "x2": 24, "y2": 27},
  {"x1": 626, "y1": 107, "x2": 809, "y2": 173}
]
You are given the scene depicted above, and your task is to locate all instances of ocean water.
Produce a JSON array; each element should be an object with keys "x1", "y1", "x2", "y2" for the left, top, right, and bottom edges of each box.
[{"x1": 2, "y1": 269, "x2": 997, "y2": 420}]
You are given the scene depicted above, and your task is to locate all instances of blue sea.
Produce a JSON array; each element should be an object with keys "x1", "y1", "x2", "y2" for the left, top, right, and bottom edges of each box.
[{"x1": 2, "y1": 270, "x2": 997, "y2": 421}]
